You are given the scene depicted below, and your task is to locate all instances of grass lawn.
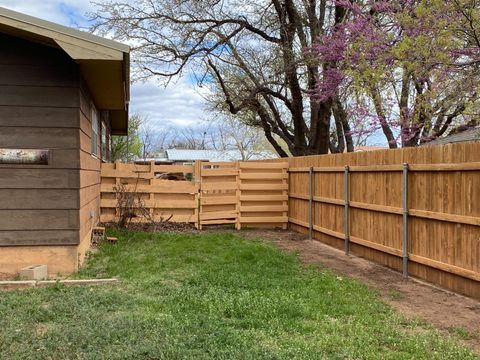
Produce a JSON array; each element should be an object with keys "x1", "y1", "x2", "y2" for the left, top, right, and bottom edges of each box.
[{"x1": 0, "y1": 230, "x2": 477, "y2": 359}]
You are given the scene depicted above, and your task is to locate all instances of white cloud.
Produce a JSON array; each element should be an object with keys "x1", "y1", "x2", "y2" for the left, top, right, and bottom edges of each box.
[
  {"x1": 0, "y1": 0, "x2": 92, "y2": 26},
  {"x1": 0, "y1": 0, "x2": 208, "y2": 132},
  {"x1": 130, "y1": 77, "x2": 210, "y2": 130}
]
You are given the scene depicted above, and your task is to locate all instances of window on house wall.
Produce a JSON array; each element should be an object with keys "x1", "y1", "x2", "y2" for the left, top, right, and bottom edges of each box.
[
  {"x1": 101, "y1": 119, "x2": 110, "y2": 162},
  {"x1": 91, "y1": 105, "x2": 99, "y2": 157}
]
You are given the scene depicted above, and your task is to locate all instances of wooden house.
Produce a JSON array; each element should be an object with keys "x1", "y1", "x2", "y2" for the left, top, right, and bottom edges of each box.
[{"x1": 0, "y1": 7, "x2": 130, "y2": 276}]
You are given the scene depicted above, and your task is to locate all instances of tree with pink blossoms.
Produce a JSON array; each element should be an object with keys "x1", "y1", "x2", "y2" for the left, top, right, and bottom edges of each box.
[{"x1": 314, "y1": 0, "x2": 480, "y2": 147}]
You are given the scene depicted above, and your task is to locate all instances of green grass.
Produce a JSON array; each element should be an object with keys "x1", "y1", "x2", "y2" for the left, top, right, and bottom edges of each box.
[{"x1": 0, "y1": 230, "x2": 477, "y2": 359}]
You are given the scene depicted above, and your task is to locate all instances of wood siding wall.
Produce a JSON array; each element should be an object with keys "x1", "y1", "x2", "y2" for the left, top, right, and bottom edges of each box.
[
  {"x1": 78, "y1": 80, "x2": 102, "y2": 256},
  {"x1": 0, "y1": 33, "x2": 82, "y2": 247},
  {"x1": 0, "y1": 33, "x2": 105, "y2": 261}
]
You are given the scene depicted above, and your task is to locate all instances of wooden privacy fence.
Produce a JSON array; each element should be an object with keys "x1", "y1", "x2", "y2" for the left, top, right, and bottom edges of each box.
[
  {"x1": 100, "y1": 160, "x2": 289, "y2": 230},
  {"x1": 286, "y1": 142, "x2": 480, "y2": 300}
]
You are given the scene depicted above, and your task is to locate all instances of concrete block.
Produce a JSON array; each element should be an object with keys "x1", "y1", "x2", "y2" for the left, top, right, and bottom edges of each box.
[{"x1": 19, "y1": 265, "x2": 48, "y2": 280}]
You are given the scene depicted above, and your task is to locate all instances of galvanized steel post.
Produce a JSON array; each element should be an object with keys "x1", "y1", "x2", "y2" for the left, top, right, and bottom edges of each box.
[
  {"x1": 402, "y1": 163, "x2": 409, "y2": 278},
  {"x1": 344, "y1": 165, "x2": 350, "y2": 255},
  {"x1": 308, "y1": 166, "x2": 313, "y2": 240}
]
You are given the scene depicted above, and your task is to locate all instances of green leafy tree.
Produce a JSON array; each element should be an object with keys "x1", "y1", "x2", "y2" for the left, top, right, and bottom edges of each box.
[{"x1": 111, "y1": 114, "x2": 143, "y2": 162}]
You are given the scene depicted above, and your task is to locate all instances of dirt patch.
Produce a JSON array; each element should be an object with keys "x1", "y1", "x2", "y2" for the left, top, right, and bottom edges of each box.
[
  {"x1": 0, "y1": 272, "x2": 16, "y2": 281},
  {"x1": 237, "y1": 229, "x2": 480, "y2": 354}
]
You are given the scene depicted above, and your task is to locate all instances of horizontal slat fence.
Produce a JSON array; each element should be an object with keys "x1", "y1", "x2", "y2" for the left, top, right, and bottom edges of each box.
[
  {"x1": 101, "y1": 160, "x2": 289, "y2": 230},
  {"x1": 284, "y1": 142, "x2": 480, "y2": 300},
  {"x1": 100, "y1": 162, "x2": 199, "y2": 227}
]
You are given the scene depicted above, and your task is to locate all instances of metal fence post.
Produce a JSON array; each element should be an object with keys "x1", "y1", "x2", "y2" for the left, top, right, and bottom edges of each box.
[
  {"x1": 344, "y1": 165, "x2": 350, "y2": 255},
  {"x1": 402, "y1": 163, "x2": 409, "y2": 278},
  {"x1": 308, "y1": 166, "x2": 313, "y2": 240}
]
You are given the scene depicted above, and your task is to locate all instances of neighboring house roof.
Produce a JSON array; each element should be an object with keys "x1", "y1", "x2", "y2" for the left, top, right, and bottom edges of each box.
[
  {"x1": 425, "y1": 127, "x2": 480, "y2": 146},
  {"x1": 165, "y1": 149, "x2": 278, "y2": 162},
  {"x1": 0, "y1": 6, "x2": 130, "y2": 135},
  {"x1": 353, "y1": 146, "x2": 387, "y2": 152}
]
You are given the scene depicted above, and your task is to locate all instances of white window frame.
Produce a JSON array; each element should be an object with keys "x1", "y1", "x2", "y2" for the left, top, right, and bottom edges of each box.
[
  {"x1": 91, "y1": 104, "x2": 99, "y2": 157},
  {"x1": 101, "y1": 119, "x2": 109, "y2": 162}
]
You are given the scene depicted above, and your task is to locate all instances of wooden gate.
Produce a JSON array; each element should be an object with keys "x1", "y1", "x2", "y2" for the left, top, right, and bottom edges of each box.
[
  {"x1": 199, "y1": 162, "x2": 239, "y2": 229},
  {"x1": 238, "y1": 161, "x2": 289, "y2": 229},
  {"x1": 198, "y1": 161, "x2": 289, "y2": 229}
]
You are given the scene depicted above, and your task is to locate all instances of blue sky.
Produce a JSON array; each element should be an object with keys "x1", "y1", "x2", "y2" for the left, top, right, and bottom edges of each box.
[{"x1": 0, "y1": 0, "x2": 208, "y2": 130}]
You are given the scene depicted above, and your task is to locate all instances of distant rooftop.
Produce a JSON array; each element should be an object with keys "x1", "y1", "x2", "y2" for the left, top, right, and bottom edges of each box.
[
  {"x1": 351, "y1": 146, "x2": 387, "y2": 152},
  {"x1": 426, "y1": 126, "x2": 480, "y2": 146},
  {"x1": 165, "y1": 149, "x2": 277, "y2": 162}
]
